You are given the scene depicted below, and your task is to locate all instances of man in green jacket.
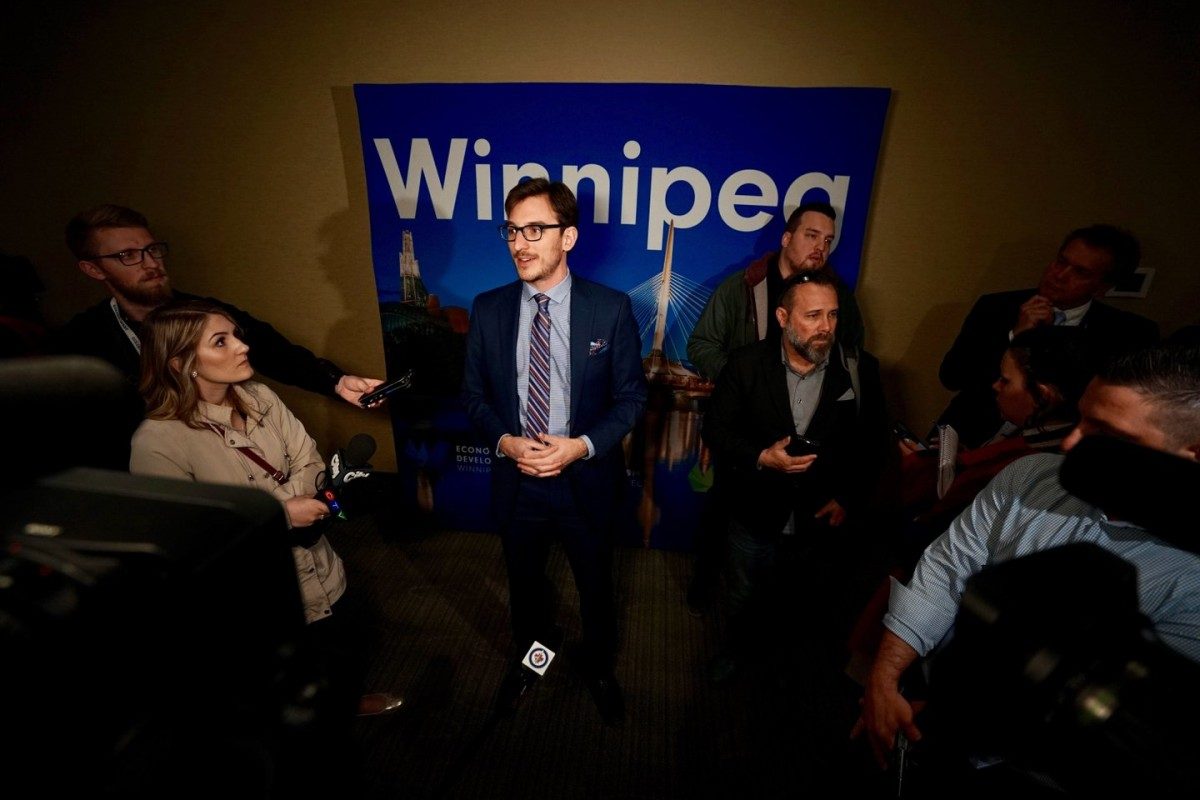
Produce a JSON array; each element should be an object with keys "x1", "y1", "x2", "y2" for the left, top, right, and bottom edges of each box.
[
  {"x1": 683, "y1": 200, "x2": 867, "y2": 616},
  {"x1": 687, "y1": 200, "x2": 865, "y2": 382}
]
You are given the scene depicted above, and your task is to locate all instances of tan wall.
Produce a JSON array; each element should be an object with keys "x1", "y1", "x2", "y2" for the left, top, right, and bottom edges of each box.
[{"x1": 5, "y1": 1, "x2": 1198, "y2": 466}]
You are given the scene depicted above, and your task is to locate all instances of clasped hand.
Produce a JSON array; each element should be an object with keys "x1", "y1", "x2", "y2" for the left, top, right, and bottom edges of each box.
[{"x1": 502, "y1": 434, "x2": 588, "y2": 478}]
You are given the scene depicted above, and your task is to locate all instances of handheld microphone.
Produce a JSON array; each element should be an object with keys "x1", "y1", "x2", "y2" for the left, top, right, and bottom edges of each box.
[
  {"x1": 329, "y1": 434, "x2": 377, "y2": 485},
  {"x1": 316, "y1": 433, "x2": 378, "y2": 519}
]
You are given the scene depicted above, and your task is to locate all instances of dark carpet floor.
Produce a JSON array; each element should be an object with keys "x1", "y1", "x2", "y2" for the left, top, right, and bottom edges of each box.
[{"x1": 334, "y1": 515, "x2": 890, "y2": 799}]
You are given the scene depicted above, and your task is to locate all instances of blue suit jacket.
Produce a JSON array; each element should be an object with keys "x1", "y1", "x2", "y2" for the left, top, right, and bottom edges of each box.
[{"x1": 462, "y1": 274, "x2": 648, "y2": 531}]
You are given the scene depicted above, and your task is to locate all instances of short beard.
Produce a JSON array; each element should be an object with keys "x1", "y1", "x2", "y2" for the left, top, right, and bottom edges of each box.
[
  {"x1": 514, "y1": 253, "x2": 562, "y2": 286},
  {"x1": 787, "y1": 329, "x2": 833, "y2": 365},
  {"x1": 123, "y1": 278, "x2": 173, "y2": 307}
]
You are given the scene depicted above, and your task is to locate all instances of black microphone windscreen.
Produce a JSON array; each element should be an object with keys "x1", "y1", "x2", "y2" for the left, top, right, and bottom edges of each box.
[
  {"x1": 1059, "y1": 436, "x2": 1200, "y2": 555},
  {"x1": 345, "y1": 433, "x2": 377, "y2": 467}
]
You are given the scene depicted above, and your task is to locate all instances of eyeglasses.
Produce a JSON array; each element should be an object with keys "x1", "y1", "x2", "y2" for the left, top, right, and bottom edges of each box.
[
  {"x1": 91, "y1": 242, "x2": 169, "y2": 266},
  {"x1": 498, "y1": 223, "x2": 566, "y2": 242}
]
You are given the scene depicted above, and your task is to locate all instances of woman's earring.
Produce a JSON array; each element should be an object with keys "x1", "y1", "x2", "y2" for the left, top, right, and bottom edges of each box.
[{"x1": 190, "y1": 370, "x2": 198, "y2": 378}]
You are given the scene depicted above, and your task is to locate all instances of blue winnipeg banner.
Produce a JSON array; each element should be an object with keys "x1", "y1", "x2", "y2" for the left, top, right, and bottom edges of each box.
[{"x1": 354, "y1": 83, "x2": 890, "y2": 548}]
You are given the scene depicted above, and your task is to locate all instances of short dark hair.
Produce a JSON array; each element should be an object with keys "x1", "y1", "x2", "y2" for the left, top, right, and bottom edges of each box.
[
  {"x1": 1007, "y1": 327, "x2": 1096, "y2": 428},
  {"x1": 778, "y1": 269, "x2": 838, "y2": 311},
  {"x1": 1100, "y1": 343, "x2": 1200, "y2": 448},
  {"x1": 1060, "y1": 224, "x2": 1141, "y2": 285},
  {"x1": 504, "y1": 178, "x2": 579, "y2": 229},
  {"x1": 66, "y1": 205, "x2": 150, "y2": 260},
  {"x1": 784, "y1": 200, "x2": 837, "y2": 233}
]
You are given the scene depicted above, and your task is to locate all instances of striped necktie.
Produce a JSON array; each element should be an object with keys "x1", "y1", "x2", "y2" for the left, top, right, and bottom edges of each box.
[{"x1": 526, "y1": 293, "x2": 552, "y2": 439}]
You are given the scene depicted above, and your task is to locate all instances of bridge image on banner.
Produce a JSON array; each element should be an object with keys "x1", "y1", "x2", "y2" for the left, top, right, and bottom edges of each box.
[{"x1": 630, "y1": 221, "x2": 716, "y2": 547}]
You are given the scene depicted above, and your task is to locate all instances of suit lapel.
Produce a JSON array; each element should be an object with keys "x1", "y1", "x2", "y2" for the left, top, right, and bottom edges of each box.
[
  {"x1": 499, "y1": 281, "x2": 523, "y2": 432},
  {"x1": 805, "y1": 346, "x2": 851, "y2": 438},
  {"x1": 1080, "y1": 300, "x2": 1111, "y2": 331},
  {"x1": 569, "y1": 278, "x2": 595, "y2": 426},
  {"x1": 765, "y1": 344, "x2": 793, "y2": 431},
  {"x1": 770, "y1": 343, "x2": 851, "y2": 438}
]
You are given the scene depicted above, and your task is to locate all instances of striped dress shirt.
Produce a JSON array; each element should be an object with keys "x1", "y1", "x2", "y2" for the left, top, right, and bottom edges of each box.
[{"x1": 885, "y1": 453, "x2": 1200, "y2": 663}]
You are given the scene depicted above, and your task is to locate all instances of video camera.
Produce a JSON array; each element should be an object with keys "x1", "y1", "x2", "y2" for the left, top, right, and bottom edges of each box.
[
  {"x1": 919, "y1": 437, "x2": 1200, "y2": 795},
  {"x1": 0, "y1": 468, "x2": 315, "y2": 796},
  {"x1": 0, "y1": 357, "x2": 330, "y2": 795}
]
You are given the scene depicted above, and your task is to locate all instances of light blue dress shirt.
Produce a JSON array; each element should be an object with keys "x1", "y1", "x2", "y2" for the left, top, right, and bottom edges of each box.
[
  {"x1": 501, "y1": 271, "x2": 594, "y2": 459},
  {"x1": 885, "y1": 453, "x2": 1200, "y2": 663}
]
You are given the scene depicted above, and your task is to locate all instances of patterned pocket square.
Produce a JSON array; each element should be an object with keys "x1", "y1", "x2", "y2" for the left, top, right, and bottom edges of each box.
[{"x1": 589, "y1": 339, "x2": 609, "y2": 356}]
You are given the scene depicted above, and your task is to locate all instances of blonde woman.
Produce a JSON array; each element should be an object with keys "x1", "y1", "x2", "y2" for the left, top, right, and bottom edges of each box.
[{"x1": 130, "y1": 300, "x2": 399, "y2": 724}]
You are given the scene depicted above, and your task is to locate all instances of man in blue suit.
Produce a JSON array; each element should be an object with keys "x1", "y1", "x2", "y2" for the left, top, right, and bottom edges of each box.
[{"x1": 463, "y1": 178, "x2": 648, "y2": 724}]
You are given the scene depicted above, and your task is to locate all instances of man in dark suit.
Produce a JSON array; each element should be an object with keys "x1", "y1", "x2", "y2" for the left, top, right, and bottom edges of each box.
[
  {"x1": 938, "y1": 224, "x2": 1159, "y2": 447},
  {"x1": 463, "y1": 179, "x2": 647, "y2": 724},
  {"x1": 702, "y1": 271, "x2": 887, "y2": 682}
]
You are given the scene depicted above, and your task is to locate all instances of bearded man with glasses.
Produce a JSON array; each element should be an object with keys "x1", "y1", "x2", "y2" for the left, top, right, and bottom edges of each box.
[
  {"x1": 463, "y1": 178, "x2": 647, "y2": 725},
  {"x1": 51, "y1": 204, "x2": 384, "y2": 463}
]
